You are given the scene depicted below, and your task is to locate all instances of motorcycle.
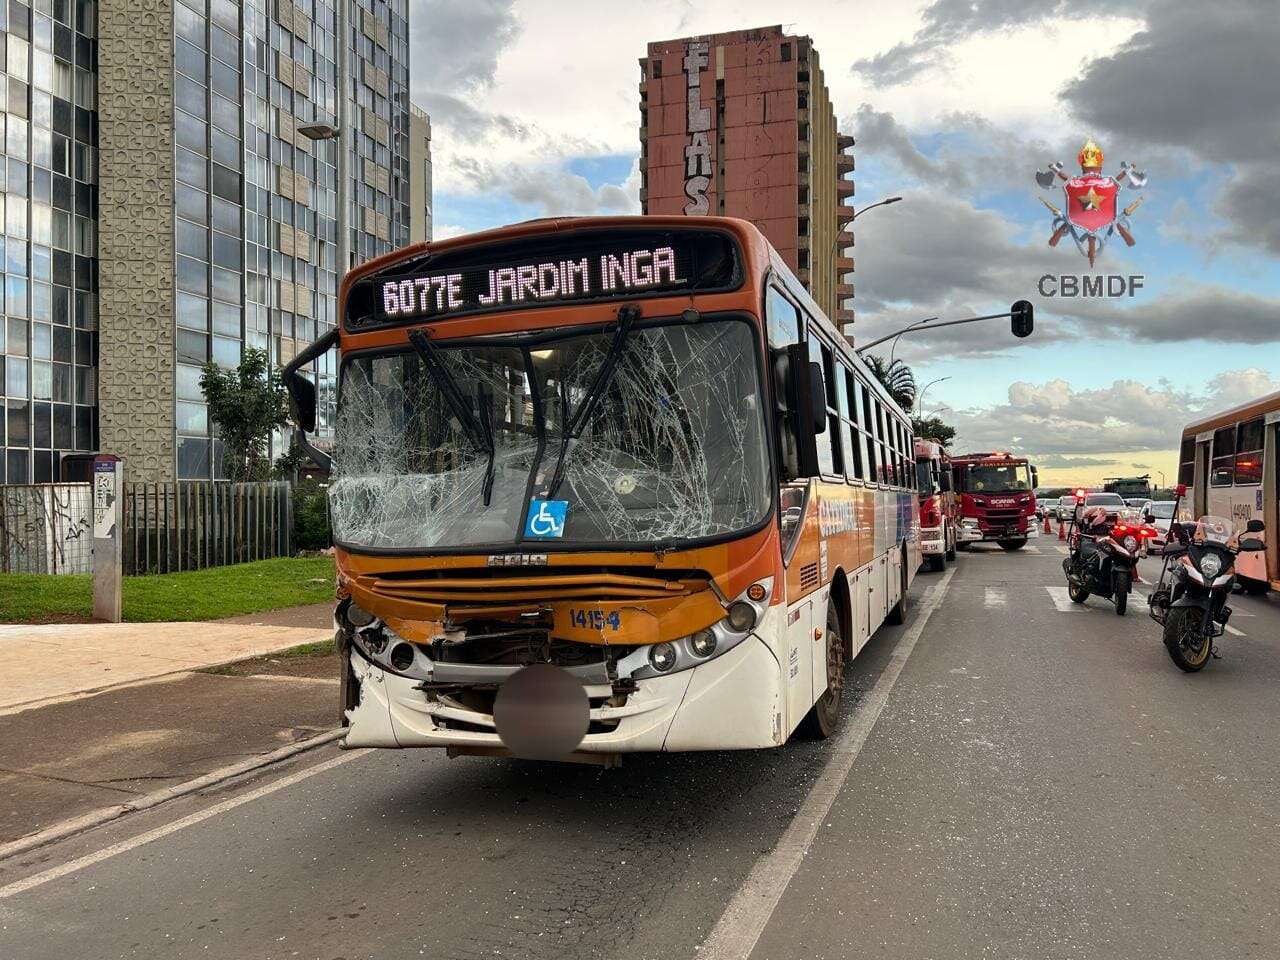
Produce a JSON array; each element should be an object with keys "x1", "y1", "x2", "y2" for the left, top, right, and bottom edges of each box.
[
  {"x1": 1148, "y1": 515, "x2": 1266, "y2": 672},
  {"x1": 1062, "y1": 503, "x2": 1139, "y2": 615}
]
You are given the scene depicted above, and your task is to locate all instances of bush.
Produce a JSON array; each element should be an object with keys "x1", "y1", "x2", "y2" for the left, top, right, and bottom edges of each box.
[{"x1": 293, "y1": 480, "x2": 332, "y2": 551}]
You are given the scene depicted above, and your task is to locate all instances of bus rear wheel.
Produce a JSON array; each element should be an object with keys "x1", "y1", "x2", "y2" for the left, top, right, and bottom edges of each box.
[{"x1": 801, "y1": 602, "x2": 845, "y2": 739}]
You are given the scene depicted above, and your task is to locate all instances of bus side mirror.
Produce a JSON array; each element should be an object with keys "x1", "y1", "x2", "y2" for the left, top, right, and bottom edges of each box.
[
  {"x1": 282, "y1": 327, "x2": 339, "y2": 470},
  {"x1": 783, "y1": 343, "x2": 822, "y2": 477}
]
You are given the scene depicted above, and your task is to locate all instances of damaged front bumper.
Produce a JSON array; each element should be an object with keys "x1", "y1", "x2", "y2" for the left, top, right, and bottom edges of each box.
[{"x1": 340, "y1": 628, "x2": 784, "y2": 756}]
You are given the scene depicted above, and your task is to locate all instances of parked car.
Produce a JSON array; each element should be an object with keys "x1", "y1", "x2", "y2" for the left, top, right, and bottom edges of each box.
[
  {"x1": 1056, "y1": 495, "x2": 1078, "y2": 521},
  {"x1": 1125, "y1": 497, "x2": 1152, "y2": 514},
  {"x1": 1141, "y1": 500, "x2": 1178, "y2": 549},
  {"x1": 1037, "y1": 497, "x2": 1059, "y2": 520},
  {"x1": 1084, "y1": 492, "x2": 1127, "y2": 522}
]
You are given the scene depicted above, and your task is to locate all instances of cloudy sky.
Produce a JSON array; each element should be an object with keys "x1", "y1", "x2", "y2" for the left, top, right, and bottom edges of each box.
[{"x1": 409, "y1": 0, "x2": 1280, "y2": 487}]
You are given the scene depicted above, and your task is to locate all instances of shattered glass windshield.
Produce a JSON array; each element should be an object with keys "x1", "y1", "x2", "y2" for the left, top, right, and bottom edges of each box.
[{"x1": 330, "y1": 319, "x2": 770, "y2": 550}]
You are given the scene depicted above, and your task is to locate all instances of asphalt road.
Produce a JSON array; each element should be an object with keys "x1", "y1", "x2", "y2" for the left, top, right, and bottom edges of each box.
[{"x1": 2, "y1": 542, "x2": 1278, "y2": 960}]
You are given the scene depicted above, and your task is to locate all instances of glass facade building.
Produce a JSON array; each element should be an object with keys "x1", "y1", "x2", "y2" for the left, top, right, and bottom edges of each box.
[
  {"x1": 0, "y1": 0, "x2": 100, "y2": 485},
  {"x1": 0, "y1": 0, "x2": 411, "y2": 484}
]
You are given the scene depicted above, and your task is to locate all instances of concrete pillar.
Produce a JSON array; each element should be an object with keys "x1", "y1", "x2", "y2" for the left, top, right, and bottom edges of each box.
[{"x1": 92, "y1": 455, "x2": 124, "y2": 623}]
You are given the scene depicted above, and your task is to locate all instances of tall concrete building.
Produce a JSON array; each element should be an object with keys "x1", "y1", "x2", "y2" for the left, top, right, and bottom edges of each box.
[
  {"x1": 639, "y1": 25, "x2": 855, "y2": 330},
  {"x1": 0, "y1": 0, "x2": 412, "y2": 485},
  {"x1": 409, "y1": 102, "x2": 431, "y2": 243}
]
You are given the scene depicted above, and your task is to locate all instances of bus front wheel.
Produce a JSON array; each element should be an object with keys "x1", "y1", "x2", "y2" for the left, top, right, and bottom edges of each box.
[{"x1": 801, "y1": 602, "x2": 845, "y2": 739}]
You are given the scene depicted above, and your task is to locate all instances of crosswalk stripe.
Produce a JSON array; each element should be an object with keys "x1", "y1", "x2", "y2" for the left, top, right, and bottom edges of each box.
[
  {"x1": 984, "y1": 587, "x2": 1007, "y2": 609},
  {"x1": 1044, "y1": 585, "x2": 1083, "y2": 613}
]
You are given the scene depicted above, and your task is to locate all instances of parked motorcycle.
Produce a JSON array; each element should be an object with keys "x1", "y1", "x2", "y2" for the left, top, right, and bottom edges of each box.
[
  {"x1": 1148, "y1": 516, "x2": 1266, "y2": 672},
  {"x1": 1062, "y1": 504, "x2": 1139, "y2": 615}
]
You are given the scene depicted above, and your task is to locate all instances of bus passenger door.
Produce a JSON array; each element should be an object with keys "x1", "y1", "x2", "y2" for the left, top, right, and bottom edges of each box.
[{"x1": 785, "y1": 599, "x2": 815, "y2": 730}]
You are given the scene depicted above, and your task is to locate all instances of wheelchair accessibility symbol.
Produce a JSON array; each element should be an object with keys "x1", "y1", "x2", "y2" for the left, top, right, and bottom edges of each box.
[{"x1": 525, "y1": 499, "x2": 569, "y2": 539}]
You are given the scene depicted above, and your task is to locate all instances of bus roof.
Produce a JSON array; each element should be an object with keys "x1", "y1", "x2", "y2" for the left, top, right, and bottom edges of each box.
[{"x1": 1181, "y1": 389, "x2": 1280, "y2": 438}]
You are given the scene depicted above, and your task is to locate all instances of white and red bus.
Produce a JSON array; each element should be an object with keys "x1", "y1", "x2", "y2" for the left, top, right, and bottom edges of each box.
[
  {"x1": 1178, "y1": 390, "x2": 1279, "y2": 593},
  {"x1": 284, "y1": 216, "x2": 920, "y2": 761}
]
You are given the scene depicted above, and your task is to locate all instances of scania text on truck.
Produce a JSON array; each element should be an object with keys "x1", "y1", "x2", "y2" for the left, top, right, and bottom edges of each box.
[
  {"x1": 914, "y1": 438, "x2": 957, "y2": 571},
  {"x1": 950, "y1": 452, "x2": 1039, "y2": 551}
]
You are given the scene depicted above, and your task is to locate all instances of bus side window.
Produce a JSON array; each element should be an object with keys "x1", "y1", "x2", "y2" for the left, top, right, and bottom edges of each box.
[
  {"x1": 862, "y1": 383, "x2": 881, "y2": 483},
  {"x1": 1177, "y1": 435, "x2": 1195, "y2": 486},
  {"x1": 1235, "y1": 417, "x2": 1264, "y2": 485},
  {"x1": 1210, "y1": 425, "x2": 1235, "y2": 486},
  {"x1": 766, "y1": 287, "x2": 801, "y2": 350},
  {"x1": 808, "y1": 332, "x2": 841, "y2": 477},
  {"x1": 837, "y1": 365, "x2": 862, "y2": 481},
  {"x1": 765, "y1": 286, "x2": 803, "y2": 481}
]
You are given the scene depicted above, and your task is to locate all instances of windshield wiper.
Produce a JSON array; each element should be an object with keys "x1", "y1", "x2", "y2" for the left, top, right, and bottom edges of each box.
[
  {"x1": 542, "y1": 305, "x2": 639, "y2": 499},
  {"x1": 408, "y1": 329, "x2": 497, "y2": 506}
]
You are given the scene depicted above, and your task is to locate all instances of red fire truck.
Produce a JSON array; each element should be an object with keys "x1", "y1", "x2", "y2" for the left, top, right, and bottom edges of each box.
[
  {"x1": 914, "y1": 439, "x2": 958, "y2": 571},
  {"x1": 950, "y1": 452, "x2": 1039, "y2": 551}
]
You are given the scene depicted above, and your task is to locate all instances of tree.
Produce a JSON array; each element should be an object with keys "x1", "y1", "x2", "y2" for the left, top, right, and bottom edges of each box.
[
  {"x1": 912, "y1": 415, "x2": 956, "y2": 447},
  {"x1": 200, "y1": 348, "x2": 293, "y2": 482},
  {"x1": 863, "y1": 355, "x2": 917, "y2": 411}
]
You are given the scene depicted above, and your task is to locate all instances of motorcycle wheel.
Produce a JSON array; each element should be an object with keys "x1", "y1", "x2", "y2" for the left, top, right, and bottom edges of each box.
[
  {"x1": 1164, "y1": 607, "x2": 1212, "y2": 672},
  {"x1": 1068, "y1": 580, "x2": 1089, "y2": 604},
  {"x1": 1113, "y1": 570, "x2": 1130, "y2": 616}
]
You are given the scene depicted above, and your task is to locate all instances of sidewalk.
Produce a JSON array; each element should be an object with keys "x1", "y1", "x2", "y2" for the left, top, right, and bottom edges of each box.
[
  {"x1": 0, "y1": 604, "x2": 334, "y2": 714},
  {"x1": 0, "y1": 603, "x2": 341, "y2": 847}
]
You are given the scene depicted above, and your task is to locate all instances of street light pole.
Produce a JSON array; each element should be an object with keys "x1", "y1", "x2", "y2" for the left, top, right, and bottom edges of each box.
[
  {"x1": 888, "y1": 316, "x2": 937, "y2": 367},
  {"x1": 829, "y1": 195, "x2": 903, "y2": 264},
  {"x1": 915, "y1": 376, "x2": 951, "y2": 422}
]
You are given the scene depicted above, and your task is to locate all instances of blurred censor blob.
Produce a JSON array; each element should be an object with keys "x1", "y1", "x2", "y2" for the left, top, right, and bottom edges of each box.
[{"x1": 493, "y1": 664, "x2": 590, "y2": 760}]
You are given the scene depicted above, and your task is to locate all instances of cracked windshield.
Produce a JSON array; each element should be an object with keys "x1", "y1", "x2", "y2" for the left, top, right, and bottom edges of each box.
[{"x1": 331, "y1": 320, "x2": 769, "y2": 548}]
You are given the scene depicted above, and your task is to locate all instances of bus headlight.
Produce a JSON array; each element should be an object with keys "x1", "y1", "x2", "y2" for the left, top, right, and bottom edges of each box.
[
  {"x1": 649, "y1": 643, "x2": 678, "y2": 672},
  {"x1": 689, "y1": 629, "x2": 717, "y2": 658},
  {"x1": 726, "y1": 601, "x2": 756, "y2": 632},
  {"x1": 623, "y1": 578, "x2": 773, "y2": 680}
]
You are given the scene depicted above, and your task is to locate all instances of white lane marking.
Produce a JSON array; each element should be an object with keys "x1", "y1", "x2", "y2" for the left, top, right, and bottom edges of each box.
[
  {"x1": 1022, "y1": 546, "x2": 1041, "y2": 555},
  {"x1": 1055, "y1": 545, "x2": 1071, "y2": 555},
  {"x1": 1225, "y1": 622, "x2": 1246, "y2": 637},
  {"x1": 984, "y1": 587, "x2": 1007, "y2": 609},
  {"x1": 698, "y1": 568, "x2": 955, "y2": 960},
  {"x1": 1044, "y1": 585, "x2": 1084, "y2": 613},
  {"x1": 0, "y1": 748, "x2": 369, "y2": 901}
]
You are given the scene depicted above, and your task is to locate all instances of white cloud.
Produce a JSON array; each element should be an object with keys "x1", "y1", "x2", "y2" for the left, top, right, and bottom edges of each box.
[{"x1": 940, "y1": 368, "x2": 1280, "y2": 458}]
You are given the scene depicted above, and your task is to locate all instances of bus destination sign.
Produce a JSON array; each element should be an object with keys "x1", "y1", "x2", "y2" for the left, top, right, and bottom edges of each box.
[{"x1": 380, "y1": 245, "x2": 683, "y2": 320}]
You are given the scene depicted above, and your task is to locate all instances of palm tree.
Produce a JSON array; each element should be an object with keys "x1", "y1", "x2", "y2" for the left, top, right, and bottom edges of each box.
[{"x1": 863, "y1": 355, "x2": 917, "y2": 412}]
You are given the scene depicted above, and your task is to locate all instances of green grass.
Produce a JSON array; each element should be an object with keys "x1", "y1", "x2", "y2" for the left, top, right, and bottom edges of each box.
[{"x1": 0, "y1": 556, "x2": 336, "y2": 624}]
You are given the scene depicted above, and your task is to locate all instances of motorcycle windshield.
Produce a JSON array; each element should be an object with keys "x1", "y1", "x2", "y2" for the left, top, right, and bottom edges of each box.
[{"x1": 1193, "y1": 515, "x2": 1234, "y2": 546}]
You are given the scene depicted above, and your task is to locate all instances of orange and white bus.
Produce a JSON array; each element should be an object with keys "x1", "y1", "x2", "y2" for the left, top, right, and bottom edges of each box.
[
  {"x1": 1178, "y1": 390, "x2": 1279, "y2": 592},
  {"x1": 284, "y1": 216, "x2": 919, "y2": 761}
]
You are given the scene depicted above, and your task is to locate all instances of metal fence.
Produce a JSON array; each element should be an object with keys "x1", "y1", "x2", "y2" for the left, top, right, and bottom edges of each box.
[
  {"x1": 123, "y1": 481, "x2": 293, "y2": 575},
  {"x1": 0, "y1": 484, "x2": 93, "y2": 574}
]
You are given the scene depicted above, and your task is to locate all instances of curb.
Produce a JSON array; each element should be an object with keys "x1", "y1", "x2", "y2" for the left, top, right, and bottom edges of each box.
[{"x1": 0, "y1": 728, "x2": 344, "y2": 864}]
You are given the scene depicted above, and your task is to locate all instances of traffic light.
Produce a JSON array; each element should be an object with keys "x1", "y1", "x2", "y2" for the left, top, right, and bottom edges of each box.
[{"x1": 1010, "y1": 300, "x2": 1034, "y2": 338}]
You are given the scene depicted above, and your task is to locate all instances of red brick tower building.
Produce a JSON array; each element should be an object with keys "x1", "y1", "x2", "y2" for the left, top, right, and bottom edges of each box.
[{"x1": 639, "y1": 26, "x2": 856, "y2": 333}]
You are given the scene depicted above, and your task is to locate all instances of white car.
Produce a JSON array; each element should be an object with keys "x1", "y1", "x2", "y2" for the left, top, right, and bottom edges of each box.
[
  {"x1": 1055, "y1": 495, "x2": 1078, "y2": 521},
  {"x1": 1142, "y1": 500, "x2": 1178, "y2": 548}
]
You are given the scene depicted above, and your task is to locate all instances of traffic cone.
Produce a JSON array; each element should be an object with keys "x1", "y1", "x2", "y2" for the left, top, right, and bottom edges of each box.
[
  {"x1": 1043, "y1": 513, "x2": 1052, "y2": 534},
  {"x1": 1058, "y1": 520, "x2": 1066, "y2": 540}
]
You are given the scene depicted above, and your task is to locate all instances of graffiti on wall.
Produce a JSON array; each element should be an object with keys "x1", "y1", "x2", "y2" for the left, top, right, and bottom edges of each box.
[{"x1": 682, "y1": 40, "x2": 712, "y2": 215}]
